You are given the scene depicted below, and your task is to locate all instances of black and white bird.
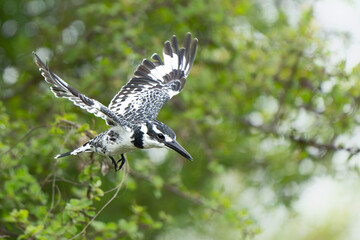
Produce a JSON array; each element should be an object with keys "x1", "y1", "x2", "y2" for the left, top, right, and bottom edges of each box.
[{"x1": 33, "y1": 33, "x2": 198, "y2": 171}]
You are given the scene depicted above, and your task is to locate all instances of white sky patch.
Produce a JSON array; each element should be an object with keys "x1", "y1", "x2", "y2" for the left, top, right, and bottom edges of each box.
[
  {"x1": 294, "y1": 176, "x2": 341, "y2": 223},
  {"x1": 3, "y1": 66, "x2": 19, "y2": 85},
  {"x1": 255, "y1": 0, "x2": 278, "y2": 23},
  {"x1": 314, "y1": 0, "x2": 360, "y2": 72},
  {"x1": 62, "y1": 20, "x2": 85, "y2": 46},
  {"x1": 217, "y1": 170, "x2": 244, "y2": 195},
  {"x1": 246, "y1": 3, "x2": 360, "y2": 239},
  {"x1": 253, "y1": 175, "x2": 360, "y2": 240},
  {"x1": 255, "y1": 95, "x2": 279, "y2": 115},
  {"x1": 1, "y1": 19, "x2": 18, "y2": 38},
  {"x1": 238, "y1": 185, "x2": 289, "y2": 240},
  {"x1": 290, "y1": 108, "x2": 316, "y2": 132},
  {"x1": 247, "y1": 111, "x2": 264, "y2": 126},
  {"x1": 334, "y1": 126, "x2": 360, "y2": 150},
  {"x1": 298, "y1": 158, "x2": 314, "y2": 175},
  {"x1": 25, "y1": 0, "x2": 46, "y2": 16},
  {"x1": 295, "y1": 176, "x2": 360, "y2": 233},
  {"x1": 320, "y1": 78, "x2": 337, "y2": 93},
  {"x1": 62, "y1": 26, "x2": 78, "y2": 45}
]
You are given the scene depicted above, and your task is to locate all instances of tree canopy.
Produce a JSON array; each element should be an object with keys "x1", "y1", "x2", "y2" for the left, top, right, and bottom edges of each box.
[{"x1": 1, "y1": 0, "x2": 359, "y2": 239}]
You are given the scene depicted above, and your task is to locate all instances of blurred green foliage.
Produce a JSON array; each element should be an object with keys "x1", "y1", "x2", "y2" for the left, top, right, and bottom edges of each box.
[{"x1": 1, "y1": 0, "x2": 359, "y2": 239}]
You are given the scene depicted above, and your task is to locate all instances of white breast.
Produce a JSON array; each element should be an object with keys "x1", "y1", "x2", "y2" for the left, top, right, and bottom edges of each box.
[{"x1": 100, "y1": 126, "x2": 136, "y2": 156}]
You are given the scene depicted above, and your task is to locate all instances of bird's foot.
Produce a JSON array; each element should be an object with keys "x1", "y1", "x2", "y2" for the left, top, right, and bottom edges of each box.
[
  {"x1": 109, "y1": 156, "x2": 118, "y2": 171},
  {"x1": 109, "y1": 154, "x2": 126, "y2": 172},
  {"x1": 116, "y1": 154, "x2": 126, "y2": 171}
]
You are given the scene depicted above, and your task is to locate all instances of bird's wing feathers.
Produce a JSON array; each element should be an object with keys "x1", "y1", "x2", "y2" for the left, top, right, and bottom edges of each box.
[
  {"x1": 33, "y1": 33, "x2": 197, "y2": 126},
  {"x1": 33, "y1": 53, "x2": 127, "y2": 128},
  {"x1": 109, "y1": 32, "x2": 198, "y2": 122}
]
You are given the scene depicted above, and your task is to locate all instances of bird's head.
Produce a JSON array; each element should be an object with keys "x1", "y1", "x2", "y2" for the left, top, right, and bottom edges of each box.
[{"x1": 137, "y1": 120, "x2": 192, "y2": 161}]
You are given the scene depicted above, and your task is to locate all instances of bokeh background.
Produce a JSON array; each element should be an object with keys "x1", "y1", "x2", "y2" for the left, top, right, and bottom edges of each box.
[{"x1": 1, "y1": 0, "x2": 360, "y2": 239}]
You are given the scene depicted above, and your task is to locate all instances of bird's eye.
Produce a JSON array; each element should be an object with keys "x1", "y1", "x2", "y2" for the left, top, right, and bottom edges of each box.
[{"x1": 157, "y1": 133, "x2": 165, "y2": 140}]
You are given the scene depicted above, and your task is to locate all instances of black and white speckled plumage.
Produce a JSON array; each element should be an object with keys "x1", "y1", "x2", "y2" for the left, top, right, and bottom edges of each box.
[
  {"x1": 33, "y1": 33, "x2": 197, "y2": 171},
  {"x1": 109, "y1": 32, "x2": 198, "y2": 122}
]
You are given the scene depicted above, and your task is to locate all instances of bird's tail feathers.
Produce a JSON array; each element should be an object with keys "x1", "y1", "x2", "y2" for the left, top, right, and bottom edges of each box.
[{"x1": 54, "y1": 143, "x2": 92, "y2": 159}]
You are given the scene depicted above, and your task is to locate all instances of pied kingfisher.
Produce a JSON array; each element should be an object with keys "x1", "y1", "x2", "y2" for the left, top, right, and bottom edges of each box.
[{"x1": 33, "y1": 33, "x2": 198, "y2": 171}]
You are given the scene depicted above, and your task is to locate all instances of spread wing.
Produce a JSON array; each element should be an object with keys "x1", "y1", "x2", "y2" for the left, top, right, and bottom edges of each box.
[
  {"x1": 33, "y1": 52, "x2": 128, "y2": 128},
  {"x1": 108, "y1": 32, "x2": 198, "y2": 122}
]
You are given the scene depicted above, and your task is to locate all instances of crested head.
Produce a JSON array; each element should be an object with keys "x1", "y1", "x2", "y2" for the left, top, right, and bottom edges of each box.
[
  {"x1": 133, "y1": 120, "x2": 192, "y2": 161},
  {"x1": 143, "y1": 120, "x2": 176, "y2": 148}
]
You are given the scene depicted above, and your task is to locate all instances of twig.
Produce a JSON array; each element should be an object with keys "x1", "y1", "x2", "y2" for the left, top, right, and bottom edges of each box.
[
  {"x1": 0, "y1": 125, "x2": 49, "y2": 156},
  {"x1": 69, "y1": 162, "x2": 129, "y2": 240},
  {"x1": 57, "y1": 119, "x2": 95, "y2": 139},
  {"x1": 42, "y1": 177, "x2": 84, "y2": 186},
  {"x1": 0, "y1": 226, "x2": 15, "y2": 238},
  {"x1": 128, "y1": 169, "x2": 221, "y2": 213},
  {"x1": 241, "y1": 119, "x2": 360, "y2": 154},
  {"x1": 43, "y1": 158, "x2": 61, "y2": 226},
  {"x1": 55, "y1": 120, "x2": 224, "y2": 229},
  {"x1": 87, "y1": 153, "x2": 95, "y2": 199}
]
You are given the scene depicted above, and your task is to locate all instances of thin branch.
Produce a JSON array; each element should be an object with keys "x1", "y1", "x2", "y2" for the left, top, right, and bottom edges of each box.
[
  {"x1": 128, "y1": 169, "x2": 221, "y2": 213},
  {"x1": 270, "y1": 50, "x2": 302, "y2": 128},
  {"x1": 87, "y1": 153, "x2": 95, "y2": 199},
  {"x1": 0, "y1": 226, "x2": 16, "y2": 238},
  {"x1": 57, "y1": 119, "x2": 95, "y2": 139},
  {"x1": 51, "y1": 159, "x2": 59, "y2": 209},
  {"x1": 55, "y1": 120, "x2": 223, "y2": 226},
  {"x1": 0, "y1": 125, "x2": 49, "y2": 156},
  {"x1": 241, "y1": 119, "x2": 360, "y2": 154},
  {"x1": 43, "y1": 158, "x2": 61, "y2": 226},
  {"x1": 69, "y1": 163, "x2": 129, "y2": 240},
  {"x1": 42, "y1": 177, "x2": 84, "y2": 186}
]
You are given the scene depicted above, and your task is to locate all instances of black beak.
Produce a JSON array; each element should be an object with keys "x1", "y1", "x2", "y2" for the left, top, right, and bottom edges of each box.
[{"x1": 165, "y1": 140, "x2": 193, "y2": 161}]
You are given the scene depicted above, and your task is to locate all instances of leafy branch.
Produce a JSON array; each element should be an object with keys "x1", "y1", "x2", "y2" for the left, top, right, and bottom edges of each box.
[
  {"x1": 69, "y1": 163, "x2": 129, "y2": 240},
  {"x1": 58, "y1": 119, "x2": 256, "y2": 237},
  {"x1": 241, "y1": 119, "x2": 360, "y2": 154}
]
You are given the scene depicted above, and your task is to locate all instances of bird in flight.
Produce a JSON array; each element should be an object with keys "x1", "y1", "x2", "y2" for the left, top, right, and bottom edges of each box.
[{"x1": 33, "y1": 33, "x2": 198, "y2": 171}]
